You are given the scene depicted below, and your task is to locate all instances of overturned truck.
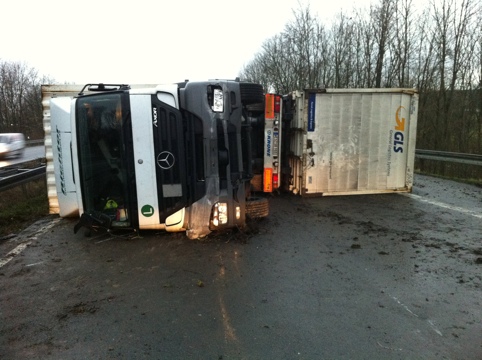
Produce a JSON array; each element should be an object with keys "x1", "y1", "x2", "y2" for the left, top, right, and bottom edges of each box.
[{"x1": 43, "y1": 82, "x2": 418, "y2": 239}]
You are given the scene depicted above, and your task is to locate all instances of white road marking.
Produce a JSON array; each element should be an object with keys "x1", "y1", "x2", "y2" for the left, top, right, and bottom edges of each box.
[
  {"x1": 427, "y1": 320, "x2": 443, "y2": 336},
  {"x1": 0, "y1": 242, "x2": 31, "y2": 268},
  {"x1": 404, "y1": 193, "x2": 482, "y2": 219},
  {"x1": 0, "y1": 218, "x2": 62, "y2": 269},
  {"x1": 390, "y1": 296, "x2": 443, "y2": 338},
  {"x1": 390, "y1": 295, "x2": 444, "y2": 337},
  {"x1": 25, "y1": 261, "x2": 45, "y2": 267},
  {"x1": 392, "y1": 296, "x2": 419, "y2": 317}
]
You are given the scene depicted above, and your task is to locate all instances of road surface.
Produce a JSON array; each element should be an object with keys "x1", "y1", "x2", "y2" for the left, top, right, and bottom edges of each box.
[
  {"x1": 0, "y1": 174, "x2": 481, "y2": 359},
  {"x1": 0, "y1": 145, "x2": 45, "y2": 168}
]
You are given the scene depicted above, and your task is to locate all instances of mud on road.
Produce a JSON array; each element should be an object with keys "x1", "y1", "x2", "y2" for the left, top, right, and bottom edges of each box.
[{"x1": 0, "y1": 174, "x2": 481, "y2": 359}]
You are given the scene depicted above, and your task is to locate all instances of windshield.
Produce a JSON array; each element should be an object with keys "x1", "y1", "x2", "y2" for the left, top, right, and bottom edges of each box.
[{"x1": 76, "y1": 93, "x2": 132, "y2": 226}]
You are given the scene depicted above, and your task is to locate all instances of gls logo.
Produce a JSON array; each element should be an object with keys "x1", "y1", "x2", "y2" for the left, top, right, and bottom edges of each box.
[{"x1": 393, "y1": 106, "x2": 406, "y2": 153}]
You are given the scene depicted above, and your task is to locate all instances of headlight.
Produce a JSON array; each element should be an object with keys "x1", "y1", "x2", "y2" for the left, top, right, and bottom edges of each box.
[
  {"x1": 212, "y1": 88, "x2": 224, "y2": 112},
  {"x1": 212, "y1": 202, "x2": 228, "y2": 226}
]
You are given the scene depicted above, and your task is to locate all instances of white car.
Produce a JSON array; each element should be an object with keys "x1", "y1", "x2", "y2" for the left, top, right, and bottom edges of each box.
[{"x1": 0, "y1": 133, "x2": 26, "y2": 159}]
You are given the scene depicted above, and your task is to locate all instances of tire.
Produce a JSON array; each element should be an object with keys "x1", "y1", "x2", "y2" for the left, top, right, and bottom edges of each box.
[
  {"x1": 246, "y1": 196, "x2": 269, "y2": 219},
  {"x1": 239, "y1": 82, "x2": 264, "y2": 105}
]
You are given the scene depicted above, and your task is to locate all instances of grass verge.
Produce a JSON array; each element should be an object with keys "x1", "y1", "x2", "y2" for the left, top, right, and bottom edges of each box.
[
  {"x1": 415, "y1": 170, "x2": 482, "y2": 187},
  {"x1": 0, "y1": 178, "x2": 49, "y2": 238}
]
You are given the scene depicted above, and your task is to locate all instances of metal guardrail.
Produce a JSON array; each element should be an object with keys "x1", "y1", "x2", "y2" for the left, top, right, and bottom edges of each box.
[
  {"x1": 415, "y1": 149, "x2": 482, "y2": 166},
  {"x1": 26, "y1": 139, "x2": 44, "y2": 147},
  {"x1": 0, "y1": 160, "x2": 46, "y2": 192}
]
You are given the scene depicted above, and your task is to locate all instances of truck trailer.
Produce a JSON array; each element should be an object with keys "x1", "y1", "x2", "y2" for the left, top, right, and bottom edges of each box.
[{"x1": 279, "y1": 88, "x2": 419, "y2": 196}]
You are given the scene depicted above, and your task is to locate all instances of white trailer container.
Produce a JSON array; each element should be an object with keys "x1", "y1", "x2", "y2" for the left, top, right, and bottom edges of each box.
[{"x1": 284, "y1": 88, "x2": 418, "y2": 196}]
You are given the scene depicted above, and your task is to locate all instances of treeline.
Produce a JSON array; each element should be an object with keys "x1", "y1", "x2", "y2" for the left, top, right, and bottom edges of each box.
[
  {"x1": 240, "y1": 0, "x2": 481, "y2": 180},
  {"x1": 0, "y1": 60, "x2": 50, "y2": 140}
]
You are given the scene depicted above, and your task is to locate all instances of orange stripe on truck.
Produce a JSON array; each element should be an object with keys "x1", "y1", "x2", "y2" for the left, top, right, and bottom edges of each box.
[
  {"x1": 265, "y1": 94, "x2": 274, "y2": 119},
  {"x1": 263, "y1": 168, "x2": 273, "y2": 192}
]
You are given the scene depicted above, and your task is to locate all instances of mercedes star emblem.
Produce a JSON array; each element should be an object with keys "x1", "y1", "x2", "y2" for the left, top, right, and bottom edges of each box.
[{"x1": 157, "y1": 151, "x2": 175, "y2": 170}]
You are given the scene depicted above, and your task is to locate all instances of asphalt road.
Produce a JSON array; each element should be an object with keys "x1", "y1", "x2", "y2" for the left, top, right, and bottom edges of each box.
[
  {"x1": 0, "y1": 174, "x2": 481, "y2": 359},
  {"x1": 0, "y1": 145, "x2": 45, "y2": 168}
]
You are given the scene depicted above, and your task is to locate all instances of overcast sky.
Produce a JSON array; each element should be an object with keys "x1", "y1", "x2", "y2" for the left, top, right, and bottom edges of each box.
[{"x1": 2, "y1": 0, "x2": 372, "y2": 84}]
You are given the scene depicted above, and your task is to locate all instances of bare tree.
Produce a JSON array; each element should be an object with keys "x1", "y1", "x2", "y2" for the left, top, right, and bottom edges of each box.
[
  {"x1": 283, "y1": 6, "x2": 328, "y2": 90},
  {"x1": 330, "y1": 12, "x2": 357, "y2": 87},
  {"x1": 411, "y1": 0, "x2": 481, "y2": 178},
  {"x1": 241, "y1": 5, "x2": 329, "y2": 93},
  {"x1": 428, "y1": 0, "x2": 478, "y2": 151},
  {"x1": 352, "y1": 10, "x2": 376, "y2": 87},
  {"x1": 240, "y1": 52, "x2": 272, "y2": 92},
  {"x1": 370, "y1": 0, "x2": 395, "y2": 87},
  {"x1": 0, "y1": 60, "x2": 49, "y2": 139},
  {"x1": 389, "y1": 0, "x2": 416, "y2": 87}
]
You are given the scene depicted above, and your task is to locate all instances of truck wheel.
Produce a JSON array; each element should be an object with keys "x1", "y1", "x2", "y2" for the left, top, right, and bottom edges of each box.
[
  {"x1": 240, "y1": 82, "x2": 264, "y2": 105},
  {"x1": 246, "y1": 196, "x2": 269, "y2": 219}
]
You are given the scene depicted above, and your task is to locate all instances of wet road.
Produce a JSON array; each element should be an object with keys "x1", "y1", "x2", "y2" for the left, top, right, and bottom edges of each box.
[
  {"x1": 0, "y1": 145, "x2": 45, "y2": 168},
  {"x1": 0, "y1": 174, "x2": 481, "y2": 359}
]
